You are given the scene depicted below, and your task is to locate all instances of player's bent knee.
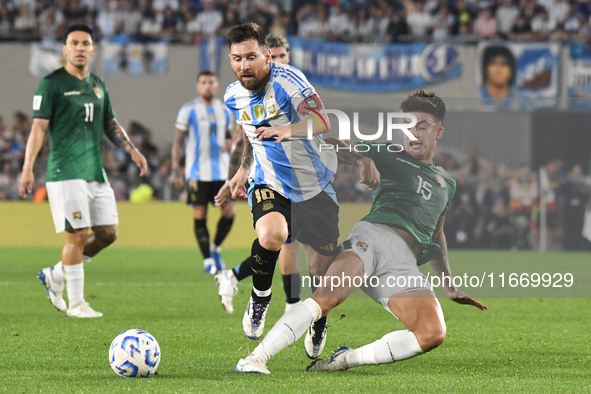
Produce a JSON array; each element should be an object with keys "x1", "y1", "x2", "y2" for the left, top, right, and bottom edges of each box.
[
  {"x1": 257, "y1": 227, "x2": 287, "y2": 251},
  {"x1": 97, "y1": 226, "x2": 118, "y2": 246},
  {"x1": 415, "y1": 322, "x2": 446, "y2": 352}
]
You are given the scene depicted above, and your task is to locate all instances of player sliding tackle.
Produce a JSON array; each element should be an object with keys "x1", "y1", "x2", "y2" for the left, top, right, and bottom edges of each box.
[
  {"x1": 234, "y1": 90, "x2": 488, "y2": 374},
  {"x1": 221, "y1": 23, "x2": 380, "y2": 363}
]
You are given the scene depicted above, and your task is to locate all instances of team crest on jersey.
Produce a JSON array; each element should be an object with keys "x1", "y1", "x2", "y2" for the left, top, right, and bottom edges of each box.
[
  {"x1": 356, "y1": 241, "x2": 368, "y2": 253},
  {"x1": 266, "y1": 95, "x2": 278, "y2": 117},
  {"x1": 209, "y1": 113, "x2": 215, "y2": 122},
  {"x1": 254, "y1": 104, "x2": 265, "y2": 121},
  {"x1": 73, "y1": 211, "x2": 82, "y2": 222},
  {"x1": 93, "y1": 87, "x2": 102, "y2": 99},
  {"x1": 437, "y1": 174, "x2": 446, "y2": 189}
]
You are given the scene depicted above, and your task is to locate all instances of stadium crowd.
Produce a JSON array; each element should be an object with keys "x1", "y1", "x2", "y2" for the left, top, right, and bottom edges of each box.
[
  {"x1": 1, "y1": 0, "x2": 591, "y2": 43},
  {"x1": 1, "y1": 110, "x2": 589, "y2": 251}
]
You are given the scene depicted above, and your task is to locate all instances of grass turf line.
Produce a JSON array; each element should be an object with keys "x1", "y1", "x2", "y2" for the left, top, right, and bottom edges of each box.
[{"x1": 1, "y1": 247, "x2": 590, "y2": 393}]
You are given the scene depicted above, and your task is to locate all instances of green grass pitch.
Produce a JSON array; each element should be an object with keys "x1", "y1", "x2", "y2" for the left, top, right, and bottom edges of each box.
[{"x1": 1, "y1": 247, "x2": 590, "y2": 393}]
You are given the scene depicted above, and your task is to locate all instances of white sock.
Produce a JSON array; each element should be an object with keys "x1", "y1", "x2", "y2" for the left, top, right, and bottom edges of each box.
[
  {"x1": 345, "y1": 330, "x2": 424, "y2": 368},
  {"x1": 82, "y1": 255, "x2": 92, "y2": 266},
  {"x1": 204, "y1": 257, "x2": 215, "y2": 268},
  {"x1": 51, "y1": 261, "x2": 64, "y2": 284},
  {"x1": 63, "y1": 263, "x2": 84, "y2": 306},
  {"x1": 250, "y1": 298, "x2": 322, "y2": 364}
]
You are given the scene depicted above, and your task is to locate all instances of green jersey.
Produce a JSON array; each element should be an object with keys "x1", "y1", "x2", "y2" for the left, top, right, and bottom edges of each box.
[
  {"x1": 32, "y1": 68, "x2": 115, "y2": 182},
  {"x1": 358, "y1": 143, "x2": 456, "y2": 265}
]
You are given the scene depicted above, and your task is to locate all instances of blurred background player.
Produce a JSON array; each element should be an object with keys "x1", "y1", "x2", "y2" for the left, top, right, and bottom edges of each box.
[
  {"x1": 215, "y1": 33, "x2": 303, "y2": 316},
  {"x1": 19, "y1": 24, "x2": 148, "y2": 318},
  {"x1": 234, "y1": 91, "x2": 487, "y2": 375},
  {"x1": 171, "y1": 71, "x2": 236, "y2": 274}
]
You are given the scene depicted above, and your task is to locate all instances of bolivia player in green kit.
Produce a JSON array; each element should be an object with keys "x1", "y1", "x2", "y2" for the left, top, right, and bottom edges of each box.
[
  {"x1": 234, "y1": 90, "x2": 488, "y2": 374},
  {"x1": 19, "y1": 24, "x2": 148, "y2": 318}
]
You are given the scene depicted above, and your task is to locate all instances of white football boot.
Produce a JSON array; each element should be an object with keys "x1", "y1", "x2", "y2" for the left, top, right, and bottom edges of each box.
[
  {"x1": 304, "y1": 316, "x2": 328, "y2": 359},
  {"x1": 37, "y1": 267, "x2": 67, "y2": 312},
  {"x1": 242, "y1": 296, "x2": 270, "y2": 340},
  {"x1": 215, "y1": 269, "x2": 238, "y2": 314},
  {"x1": 234, "y1": 357, "x2": 271, "y2": 374},
  {"x1": 306, "y1": 346, "x2": 352, "y2": 372},
  {"x1": 66, "y1": 301, "x2": 103, "y2": 318}
]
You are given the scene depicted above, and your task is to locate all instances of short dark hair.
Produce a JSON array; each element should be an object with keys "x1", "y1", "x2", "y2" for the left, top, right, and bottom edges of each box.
[
  {"x1": 226, "y1": 23, "x2": 266, "y2": 50},
  {"x1": 63, "y1": 24, "x2": 95, "y2": 44},
  {"x1": 482, "y1": 45, "x2": 516, "y2": 86},
  {"x1": 400, "y1": 90, "x2": 446, "y2": 122},
  {"x1": 197, "y1": 70, "x2": 215, "y2": 81},
  {"x1": 266, "y1": 34, "x2": 289, "y2": 51}
]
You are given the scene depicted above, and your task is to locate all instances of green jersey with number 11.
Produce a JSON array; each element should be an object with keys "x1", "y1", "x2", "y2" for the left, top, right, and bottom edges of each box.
[
  {"x1": 358, "y1": 143, "x2": 456, "y2": 265},
  {"x1": 32, "y1": 67, "x2": 115, "y2": 183}
]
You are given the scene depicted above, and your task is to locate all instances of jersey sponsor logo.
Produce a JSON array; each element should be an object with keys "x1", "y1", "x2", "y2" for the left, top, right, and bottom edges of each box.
[
  {"x1": 254, "y1": 104, "x2": 265, "y2": 121},
  {"x1": 93, "y1": 87, "x2": 102, "y2": 99},
  {"x1": 239, "y1": 110, "x2": 251, "y2": 123},
  {"x1": 437, "y1": 174, "x2": 446, "y2": 189},
  {"x1": 266, "y1": 95, "x2": 278, "y2": 117},
  {"x1": 73, "y1": 211, "x2": 82, "y2": 222},
  {"x1": 395, "y1": 157, "x2": 421, "y2": 169},
  {"x1": 64, "y1": 91, "x2": 81, "y2": 96},
  {"x1": 33, "y1": 95, "x2": 42, "y2": 110},
  {"x1": 355, "y1": 241, "x2": 368, "y2": 253}
]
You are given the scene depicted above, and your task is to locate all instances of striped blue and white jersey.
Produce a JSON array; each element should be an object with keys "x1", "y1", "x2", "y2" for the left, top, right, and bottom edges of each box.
[
  {"x1": 175, "y1": 97, "x2": 233, "y2": 182},
  {"x1": 224, "y1": 63, "x2": 337, "y2": 202}
]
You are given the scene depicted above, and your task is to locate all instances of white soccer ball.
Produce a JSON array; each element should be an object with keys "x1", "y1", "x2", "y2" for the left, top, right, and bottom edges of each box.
[{"x1": 109, "y1": 329, "x2": 161, "y2": 378}]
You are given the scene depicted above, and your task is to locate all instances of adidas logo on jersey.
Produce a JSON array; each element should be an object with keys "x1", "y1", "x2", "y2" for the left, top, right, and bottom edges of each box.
[{"x1": 240, "y1": 111, "x2": 251, "y2": 123}]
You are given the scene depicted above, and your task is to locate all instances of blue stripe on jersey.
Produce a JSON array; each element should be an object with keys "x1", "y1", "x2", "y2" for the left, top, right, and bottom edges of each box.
[
  {"x1": 275, "y1": 71, "x2": 304, "y2": 92},
  {"x1": 225, "y1": 95, "x2": 239, "y2": 120},
  {"x1": 188, "y1": 109, "x2": 200, "y2": 179},
  {"x1": 207, "y1": 106, "x2": 221, "y2": 180},
  {"x1": 322, "y1": 182, "x2": 338, "y2": 205},
  {"x1": 224, "y1": 109, "x2": 230, "y2": 129},
  {"x1": 302, "y1": 139, "x2": 335, "y2": 191},
  {"x1": 284, "y1": 69, "x2": 307, "y2": 90},
  {"x1": 272, "y1": 81, "x2": 293, "y2": 123},
  {"x1": 262, "y1": 141, "x2": 294, "y2": 199}
]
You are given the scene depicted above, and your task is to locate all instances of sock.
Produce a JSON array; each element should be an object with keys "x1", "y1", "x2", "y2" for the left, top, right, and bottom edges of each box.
[
  {"x1": 63, "y1": 263, "x2": 85, "y2": 306},
  {"x1": 345, "y1": 330, "x2": 424, "y2": 368},
  {"x1": 194, "y1": 219, "x2": 211, "y2": 258},
  {"x1": 232, "y1": 257, "x2": 255, "y2": 281},
  {"x1": 82, "y1": 255, "x2": 92, "y2": 266},
  {"x1": 52, "y1": 261, "x2": 63, "y2": 284},
  {"x1": 283, "y1": 273, "x2": 301, "y2": 304},
  {"x1": 250, "y1": 239, "x2": 280, "y2": 299},
  {"x1": 213, "y1": 217, "x2": 234, "y2": 246},
  {"x1": 249, "y1": 298, "x2": 322, "y2": 364}
]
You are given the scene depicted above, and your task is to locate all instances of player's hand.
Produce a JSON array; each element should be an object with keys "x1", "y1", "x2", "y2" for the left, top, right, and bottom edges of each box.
[
  {"x1": 230, "y1": 168, "x2": 248, "y2": 199},
  {"x1": 359, "y1": 157, "x2": 380, "y2": 190},
  {"x1": 214, "y1": 183, "x2": 232, "y2": 208},
  {"x1": 131, "y1": 148, "x2": 149, "y2": 176},
  {"x1": 169, "y1": 168, "x2": 184, "y2": 188},
  {"x1": 255, "y1": 125, "x2": 291, "y2": 143},
  {"x1": 18, "y1": 167, "x2": 34, "y2": 198},
  {"x1": 446, "y1": 289, "x2": 488, "y2": 310}
]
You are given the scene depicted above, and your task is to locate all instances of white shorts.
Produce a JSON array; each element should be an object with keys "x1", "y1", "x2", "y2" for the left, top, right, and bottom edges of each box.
[
  {"x1": 345, "y1": 221, "x2": 433, "y2": 313},
  {"x1": 46, "y1": 180, "x2": 119, "y2": 233}
]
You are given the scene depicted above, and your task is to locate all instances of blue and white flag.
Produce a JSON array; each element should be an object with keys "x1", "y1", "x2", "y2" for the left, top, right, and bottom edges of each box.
[
  {"x1": 103, "y1": 40, "x2": 168, "y2": 74},
  {"x1": 288, "y1": 37, "x2": 460, "y2": 92},
  {"x1": 29, "y1": 39, "x2": 66, "y2": 79},
  {"x1": 568, "y1": 42, "x2": 591, "y2": 111}
]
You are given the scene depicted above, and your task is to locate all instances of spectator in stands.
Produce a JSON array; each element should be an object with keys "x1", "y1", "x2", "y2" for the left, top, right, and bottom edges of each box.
[
  {"x1": 122, "y1": 1, "x2": 142, "y2": 37},
  {"x1": 496, "y1": 0, "x2": 520, "y2": 37},
  {"x1": 386, "y1": 9, "x2": 410, "y2": 42},
  {"x1": 96, "y1": 0, "x2": 121, "y2": 39},
  {"x1": 563, "y1": 3, "x2": 582, "y2": 35},
  {"x1": 297, "y1": 4, "x2": 329, "y2": 39},
  {"x1": 13, "y1": 4, "x2": 35, "y2": 34},
  {"x1": 561, "y1": 164, "x2": 589, "y2": 250},
  {"x1": 473, "y1": 6, "x2": 498, "y2": 38},
  {"x1": 509, "y1": 13, "x2": 533, "y2": 39},
  {"x1": 407, "y1": 1, "x2": 432, "y2": 40},
  {"x1": 453, "y1": 0, "x2": 473, "y2": 36},
  {"x1": 0, "y1": 4, "x2": 12, "y2": 37},
  {"x1": 327, "y1": 3, "x2": 355, "y2": 41},
  {"x1": 547, "y1": 0, "x2": 570, "y2": 26},
  {"x1": 140, "y1": 10, "x2": 163, "y2": 41},
  {"x1": 531, "y1": 8, "x2": 556, "y2": 40},
  {"x1": 449, "y1": 168, "x2": 479, "y2": 248},
  {"x1": 355, "y1": 8, "x2": 376, "y2": 42},
  {"x1": 430, "y1": 4, "x2": 455, "y2": 40}
]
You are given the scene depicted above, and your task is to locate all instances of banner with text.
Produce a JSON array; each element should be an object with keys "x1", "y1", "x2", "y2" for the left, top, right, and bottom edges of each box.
[
  {"x1": 288, "y1": 38, "x2": 460, "y2": 92},
  {"x1": 568, "y1": 42, "x2": 591, "y2": 111}
]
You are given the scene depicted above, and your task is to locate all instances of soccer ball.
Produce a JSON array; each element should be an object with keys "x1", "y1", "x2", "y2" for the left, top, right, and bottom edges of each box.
[{"x1": 109, "y1": 329, "x2": 161, "y2": 378}]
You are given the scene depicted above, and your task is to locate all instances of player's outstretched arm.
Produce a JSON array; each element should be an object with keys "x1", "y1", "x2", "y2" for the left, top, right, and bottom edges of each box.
[
  {"x1": 324, "y1": 138, "x2": 380, "y2": 190},
  {"x1": 431, "y1": 215, "x2": 488, "y2": 310},
  {"x1": 229, "y1": 137, "x2": 253, "y2": 199},
  {"x1": 104, "y1": 118, "x2": 148, "y2": 176},
  {"x1": 215, "y1": 125, "x2": 246, "y2": 207},
  {"x1": 19, "y1": 118, "x2": 49, "y2": 198},
  {"x1": 170, "y1": 127, "x2": 187, "y2": 188}
]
